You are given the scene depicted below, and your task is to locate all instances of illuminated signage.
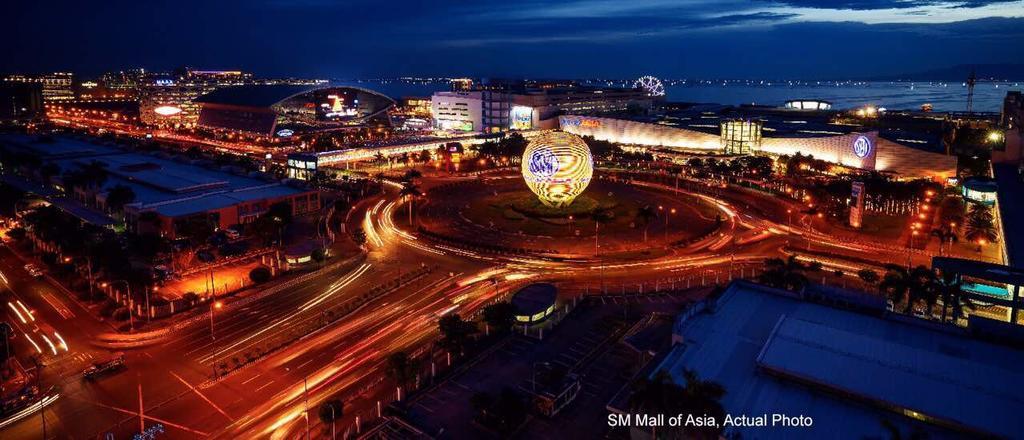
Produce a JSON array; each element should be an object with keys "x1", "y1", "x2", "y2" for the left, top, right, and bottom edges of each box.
[
  {"x1": 153, "y1": 105, "x2": 182, "y2": 116},
  {"x1": 276, "y1": 129, "x2": 295, "y2": 137},
  {"x1": 154, "y1": 79, "x2": 175, "y2": 86},
  {"x1": 852, "y1": 135, "x2": 871, "y2": 158},
  {"x1": 521, "y1": 132, "x2": 594, "y2": 208},
  {"x1": 565, "y1": 118, "x2": 602, "y2": 129},
  {"x1": 437, "y1": 119, "x2": 473, "y2": 132},
  {"x1": 511, "y1": 106, "x2": 533, "y2": 130}
]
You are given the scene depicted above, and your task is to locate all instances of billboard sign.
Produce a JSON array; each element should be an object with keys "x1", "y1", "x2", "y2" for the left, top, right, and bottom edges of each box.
[
  {"x1": 511, "y1": 106, "x2": 533, "y2": 130},
  {"x1": 562, "y1": 117, "x2": 602, "y2": 129},
  {"x1": 849, "y1": 181, "x2": 865, "y2": 228}
]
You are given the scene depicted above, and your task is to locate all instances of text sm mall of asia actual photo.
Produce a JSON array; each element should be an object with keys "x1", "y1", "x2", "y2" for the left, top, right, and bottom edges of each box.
[{"x1": 2, "y1": 0, "x2": 1024, "y2": 439}]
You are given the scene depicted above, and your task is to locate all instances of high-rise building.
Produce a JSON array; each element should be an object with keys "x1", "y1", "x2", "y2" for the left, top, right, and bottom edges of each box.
[
  {"x1": 430, "y1": 79, "x2": 652, "y2": 133},
  {"x1": 137, "y1": 69, "x2": 252, "y2": 128},
  {"x1": 993, "y1": 91, "x2": 1023, "y2": 164},
  {"x1": 431, "y1": 91, "x2": 483, "y2": 132},
  {"x1": 0, "y1": 81, "x2": 44, "y2": 120},
  {"x1": 3, "y1": 72, "x2": 74, "y2": 102},
  {"x1": 137, "y1": 69, "x2": 320, "y2": 129}
]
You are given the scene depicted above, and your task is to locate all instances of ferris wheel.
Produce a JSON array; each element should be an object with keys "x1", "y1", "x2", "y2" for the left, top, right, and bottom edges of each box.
[{"x1": 634, "y1": 75, "x2": 665, "y2": 97}]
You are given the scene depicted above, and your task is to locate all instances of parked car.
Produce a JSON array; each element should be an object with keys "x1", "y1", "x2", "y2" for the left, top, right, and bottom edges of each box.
[
  {"x1": 23, "y1": 264, "x2": 44, "y2": 278},
  {"x1": 154, "y1": 265, "x2": 174, "y2": 280},
  {"x1": 83, "y1": 353, "x2": 126, "y2": 380},
  {"x1": 223, "y1": 228, "x2": 241, "y2": 240}
]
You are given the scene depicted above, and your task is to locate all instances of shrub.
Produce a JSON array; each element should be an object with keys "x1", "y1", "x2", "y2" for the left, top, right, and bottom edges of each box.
[
  {"x1": 183, "y1": 292, "x2": 200, "y2": 304},
  {"x1": 249, "y1": 266, "x2": 272, "y2": 284},
  {"x1": 100, "y1": 299, "x2": 119, "y2": 317},
  {"x1": 113, "y1": 307, "x2": 131, "y2": 321}
]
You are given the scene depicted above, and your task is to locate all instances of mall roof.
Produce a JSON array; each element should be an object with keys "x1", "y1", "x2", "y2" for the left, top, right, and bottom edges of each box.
[
  {"x1": 2, "y1": 135, "x2": 312, "y2": 219},
  {"x1": 994, "y1": 163, "x2": 1024, "y2": 269},
  {"x1": 511, "y1": 283, "x2": 558, "y2": 316},
  {"x1": 194, "y1": 84, "x2": 317, "y2": 108},
  {"x1": 195, "y1": 83, "x2": 396, "y2": 109},
  {"x1": 658, "y1": 280, "x2": 1024, "y2": 439}
]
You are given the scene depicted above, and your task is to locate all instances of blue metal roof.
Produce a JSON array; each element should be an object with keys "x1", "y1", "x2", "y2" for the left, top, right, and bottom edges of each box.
[
  {"x1": 659, "y1": 281, "x2": 1024, "y2": 439},
  {"x1": 194, "y1": 84, "x2": 317, "y2": 108}
]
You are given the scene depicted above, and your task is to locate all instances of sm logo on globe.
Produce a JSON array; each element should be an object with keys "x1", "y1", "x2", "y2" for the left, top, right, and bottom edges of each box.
[
  {"x1": 852, "y1": 135, "x2": 872, "y2": 158},
  {"x1": 528, "y1": 148, "x2": 560, "y2": 178}
]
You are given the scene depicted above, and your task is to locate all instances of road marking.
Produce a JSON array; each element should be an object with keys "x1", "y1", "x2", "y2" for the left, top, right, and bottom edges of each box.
[
  {"x1": 295, "y1": 359, "x2": 314, "y2": 370},
  {"x1": 241, "y1": 373, "x2": 262, "y2": 385},
  {"x1": 169, "y1": 370, "x2": 234, "y2": 422},
  {"x1": 65, "y1": 394, "x2": 209, "y2": 437},
  {"x1": 255, "y1": 380, "x2": 275, "y2": 392},
  {"x1": 38, "y1": 290, "x2": 74, "y2": 319}
]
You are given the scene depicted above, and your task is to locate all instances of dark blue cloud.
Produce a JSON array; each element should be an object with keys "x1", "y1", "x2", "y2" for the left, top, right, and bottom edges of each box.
[
  {"x1": 762, "y1": 0, "x2": 1020, "y2": 9},
  {"x1": 0, "y1": 0, "x2": 1021, "y2": 78}
]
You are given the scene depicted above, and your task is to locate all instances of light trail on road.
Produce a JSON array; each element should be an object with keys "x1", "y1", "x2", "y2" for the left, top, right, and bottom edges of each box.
[{"x1": 199, "y1": 263, "x2": 372, "y2": 365}]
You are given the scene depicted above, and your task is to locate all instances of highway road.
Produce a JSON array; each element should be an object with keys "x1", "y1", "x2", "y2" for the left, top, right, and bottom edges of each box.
[{"x1": 0, "y1": 171, "x2": 934, "y2": 439}]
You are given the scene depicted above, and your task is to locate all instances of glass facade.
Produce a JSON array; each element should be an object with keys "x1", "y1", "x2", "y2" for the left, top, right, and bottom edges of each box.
[{"x1": 721, "y1": 119, "x2": 763, "y2": 154}]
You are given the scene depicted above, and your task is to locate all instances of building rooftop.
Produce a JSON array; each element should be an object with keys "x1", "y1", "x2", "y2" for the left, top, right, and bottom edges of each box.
[
  {"x1": 994, "y1": 163, "x2": 1023, "y2": 269},
  {"x1": 194, "y1": 84, "x2": 316, "y2": 108},
  {"x1": 658, "y1": 281, "x2": 1024, "y2": 439},
  {"x1": 1, "y1": 134, "x2": 312, "y2": 219},
  {"x1": 511, "y1": 283, "x2": 558, "y2": 316}
]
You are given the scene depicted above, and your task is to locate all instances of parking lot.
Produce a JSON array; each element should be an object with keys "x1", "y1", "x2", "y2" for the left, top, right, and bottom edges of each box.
[{"x1": 401, "y1": 292, "x2": 697, "y2": 439}]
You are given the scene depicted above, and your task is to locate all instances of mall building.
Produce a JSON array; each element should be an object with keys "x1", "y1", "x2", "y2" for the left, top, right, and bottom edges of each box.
[
  {"x1": 137, "y1": 69, "x2": 325, "y2": 129},
  {"x1": 431, "y1": 80, "x2": 652, "y2": 133},
  {"x1": 560, "y1": 114, "x2": 958, "y2": 180},
  {"x1": 0, "y1": 134, "x2": 320, "y2": 238},
  {"x1": 195, "y1": 84, "x2": 395, "y2": 140},
  {"x1": 2, "y1": 72, "x2": 75, "y2": 102}
]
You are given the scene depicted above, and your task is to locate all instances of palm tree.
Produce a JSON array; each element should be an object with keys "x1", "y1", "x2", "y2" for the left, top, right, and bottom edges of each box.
[
  {"x1": 857, "y1": 268, "x2": 880, "y2": 291},
  {"x1": 931, "y1": 227, "x2": 958, "y2": 256},
  {"x1": 399, "y1": 182, "x2": 422, "y2": 225},
  {"x1": 318, "y1": 398, "x2": 343, "y2": 439},
  {"x1": 482, "y1": 302, "x2": 516, "y2": 334},
  {"x1": 879, "y1": 265, "x2": 937, "y2": 315},
  {"x1": 401, "y1": 169, "x2": 422, "y2": 183},
  {"x1": 438, "y1": 314, "x2": 476, "y2": 355},
  {"x1": 628, "y1": 370, "x2": 725, "y2": 440},
  {"x1": 105, "y1": 185, "x2": 136, "y2": 214},
  {"x1": 386, "y1": 352, "x2": 418, "y2": 391},
  {"x1": 965, "y1": 204, "x2": 997, "y2": 249},
  {"x1": 759, "y1": 256, "x2": 816, "y2": 292},
  {"x1": 635, "y1": 205, "x2": 657, "y2": 242},
  {"x1": 935, "y1": 272, "x2": 974, "y2": 323}
]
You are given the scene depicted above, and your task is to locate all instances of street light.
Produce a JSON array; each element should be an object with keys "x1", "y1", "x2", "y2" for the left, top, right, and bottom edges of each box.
[
  {"x1": 909, "y1": 230, "x2": 919, "y2": 268},
  {"x1": 664, "y1": 207, "x2": 676, "y2": 242},
  {"x1": 209, "y1": 300, "x2": 223, "y2": 340}
]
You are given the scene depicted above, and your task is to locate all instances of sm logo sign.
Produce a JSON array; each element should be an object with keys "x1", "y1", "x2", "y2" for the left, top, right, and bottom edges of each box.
[{"x1": 565, "y1": 118, "x2": 602, "y2": 129}]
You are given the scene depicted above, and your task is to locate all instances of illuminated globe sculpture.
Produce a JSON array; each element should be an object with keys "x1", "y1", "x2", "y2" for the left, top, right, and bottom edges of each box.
[{"x1": 521, "y1": 132, "x2": 594, "y2": 208}]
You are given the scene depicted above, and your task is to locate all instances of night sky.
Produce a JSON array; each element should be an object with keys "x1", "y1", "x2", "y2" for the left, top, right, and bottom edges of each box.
[{"x1": 2, "y1": 0, "x2": 1023, "y2": 79}]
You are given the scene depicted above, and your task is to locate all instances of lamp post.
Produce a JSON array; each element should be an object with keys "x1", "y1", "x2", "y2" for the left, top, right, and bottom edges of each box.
[
  {"x1": 329, "y1": 403, "x2": 337, "y2": 440},
  {"x1": 909, "y1": 230, "x2": 919, "y2": 269},
  {"x1": 665, "y1": 208, "x2": 676, "y2": 243},
  {"x1": 209, "y1": 301, "x2": 223, "y2": 340},
  {"x1": 146, "y1": 285, "x2": 156, "y2": 321}
]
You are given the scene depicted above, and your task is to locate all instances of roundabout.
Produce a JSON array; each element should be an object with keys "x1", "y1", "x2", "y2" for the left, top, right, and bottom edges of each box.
[{"x1": 414, "y1": 175, "x2": 726, "y2": 259}]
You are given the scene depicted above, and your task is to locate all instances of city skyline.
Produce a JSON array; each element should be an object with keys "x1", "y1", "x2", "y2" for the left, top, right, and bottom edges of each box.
[
  {"x1": 3, "y1": 1, "x2": 1024, "y2": 79},
  {"x1": 2, "y1": 2, "x2": 1024, "y2": 439}
]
